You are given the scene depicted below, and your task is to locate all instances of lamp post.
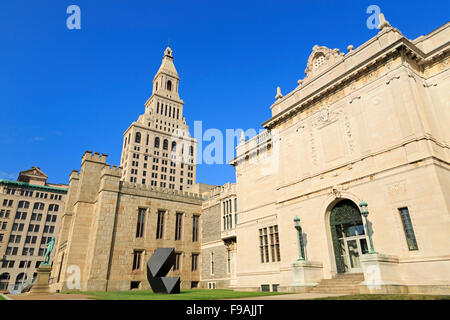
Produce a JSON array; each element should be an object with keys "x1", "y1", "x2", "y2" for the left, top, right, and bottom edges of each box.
[
  {"x1": 294, "y1": 216, "x2": 304, "y2": 261},
  {"x1": 359, "y1": 201, "x2": 377, "y2": 254}
]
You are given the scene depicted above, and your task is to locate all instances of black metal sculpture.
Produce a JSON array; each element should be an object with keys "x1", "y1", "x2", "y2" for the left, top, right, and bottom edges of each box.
[{"x1": 146, "y1": 248, "x2": 180, "y2": 294}]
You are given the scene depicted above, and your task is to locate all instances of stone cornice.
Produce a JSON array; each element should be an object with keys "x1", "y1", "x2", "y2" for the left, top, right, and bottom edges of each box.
[{"x1": 263, "y1": 34, "x2": 449, "y2": 130}]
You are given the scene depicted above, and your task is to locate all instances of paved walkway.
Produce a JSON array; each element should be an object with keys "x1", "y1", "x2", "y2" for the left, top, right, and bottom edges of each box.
[
  {"x1": 3, "y1": 292, "x2": 347, "y2": 300},
  {"x1": 228, "y1": 293, "x2": 347, "y2": 300},
  {"x1": 3, "y1": 293, "x2": 92, "y2": 300}
]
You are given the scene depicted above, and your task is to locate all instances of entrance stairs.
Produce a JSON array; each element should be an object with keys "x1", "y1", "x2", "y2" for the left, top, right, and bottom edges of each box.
[{"x1": 310, "y1": 273, "x2": 364, "y2": 294}]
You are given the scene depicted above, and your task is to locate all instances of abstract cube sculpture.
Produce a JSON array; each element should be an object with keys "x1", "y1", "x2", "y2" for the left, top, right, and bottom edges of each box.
[{"x1": 146, "y1": 248, "x2": 180, "y2": 294}]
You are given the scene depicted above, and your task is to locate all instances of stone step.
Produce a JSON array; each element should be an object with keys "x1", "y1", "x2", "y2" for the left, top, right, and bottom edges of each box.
[{"x1": 311, "y1": 288, "x2": 360, "y2": 294}]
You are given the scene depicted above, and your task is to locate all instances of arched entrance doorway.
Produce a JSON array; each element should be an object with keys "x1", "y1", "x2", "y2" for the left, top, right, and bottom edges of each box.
[{"x1": 330, "y1": 199, "x2": 368, "y2": 273}]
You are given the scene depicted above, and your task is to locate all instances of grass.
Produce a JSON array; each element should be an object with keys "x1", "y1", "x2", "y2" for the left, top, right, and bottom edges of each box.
[
  {"x1": 313, "y1": 294, "x2": 450, "y2": 300},
  {"x1": 63, "y1": 289, "x2": 289, "y2": 300},
  {"x1": 0, "y1": 295, "x2": 6, "y2": 301}
]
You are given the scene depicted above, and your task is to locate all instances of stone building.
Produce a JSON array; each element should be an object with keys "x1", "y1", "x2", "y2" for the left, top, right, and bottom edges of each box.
[
  {"x1": 50, "y1": 152, "x2": 204, "y2": 292},
  {"x1": 120, "y1": 46, "x2": 197, "y2": 192},
  {"x1": 0, "y1": 167, "x2": 67, "y2": 292},
  {"x1": 50, "y1": 46, "x2": 212, "y2": 292},
  {"x1": 200, "y1": 183, "x2": 237, "y2": 289},
  {"x1": 229, "y1": 19, "x2": 450, "y2": 294}
]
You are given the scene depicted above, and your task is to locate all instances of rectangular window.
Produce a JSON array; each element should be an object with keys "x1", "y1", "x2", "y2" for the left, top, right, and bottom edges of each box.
[
  {"x1": 175, "y1": 212, "x2": 183, "y2": 241},
  {"x1": 132, "y1": 250, "x2": 143, "y2": 271},
  {"x1": 399, "y1": 207, "x2": 418, "y2": 251},
  {"x1": 136, "y1": 208, "x2": 146, "y2": 238},
  {"x1": 191, "y1": 254, "x2": 198, "y2": 271},
  {"x1": 156, "y1": 210, "x2": 165, "y2": 239},
  {"x1": 192, "y1": 215, "x2": 199, "y2": 242},
  {"x1": 210, "y1": 252, "x2": 214, "y2": 275},
  {"x1": 173, "y1": 252, "x2": 182, "y2": 271},
  {"x1": 259, "y1": 225, "x2": 280, "y2": 263}
]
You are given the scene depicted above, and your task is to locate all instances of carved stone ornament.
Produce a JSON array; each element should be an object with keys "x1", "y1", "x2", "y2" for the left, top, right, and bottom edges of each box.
[{"x1": 304, "y1": 45, "x2": 345, "y2": 79}]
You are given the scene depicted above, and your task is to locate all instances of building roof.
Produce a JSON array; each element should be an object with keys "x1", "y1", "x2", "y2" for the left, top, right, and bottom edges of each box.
[{"x1": 0, "y1": 179, "x2": 68, "y2": 194}]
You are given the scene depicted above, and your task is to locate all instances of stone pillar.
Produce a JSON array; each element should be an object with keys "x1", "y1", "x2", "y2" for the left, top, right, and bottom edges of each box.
[
  {"x1": 359, "y1": 253, "x2": 406, "y2": 294},
  {"x1": 29, "y1": 265, "x2": 52, "y2": 294},
  {"x1": 284, "y1": 260, "x2": 323, "y2": 293}
]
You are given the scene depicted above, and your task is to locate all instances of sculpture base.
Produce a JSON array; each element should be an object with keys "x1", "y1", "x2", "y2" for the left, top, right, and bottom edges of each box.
[
  {"x1": 29, "y1": 265, "x2": 52, "y2": 294},
  {"x1": 285, "y1": 260, "x2": 323, "y2": 292}
]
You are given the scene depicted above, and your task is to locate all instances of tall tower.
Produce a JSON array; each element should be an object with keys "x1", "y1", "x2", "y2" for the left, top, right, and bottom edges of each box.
[{"x1": 120, "y1": 46, "x2": 197, "y2": 191}]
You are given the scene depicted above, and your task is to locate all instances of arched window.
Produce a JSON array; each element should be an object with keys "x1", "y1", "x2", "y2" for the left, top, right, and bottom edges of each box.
[
  {"x1": 163, "y1": 139, "x2": 169, "y2": 150},
  {"x1": 14, "y1": 273, "x2": 27, "y2": 290},
  {"x1": 0, "y1": 273, "x2": 10, "y2": 290},
  {"x1": 135, "y1": 132, "x2": 141, "y2": 144},
  {"x1": 154, "y1": 137, "x2": 160, "y2": 148},
  {"x1": 171, "y1": 141, "x2": 177, "y2": 152},
  {"x1": 167, "y1": 80, "x2": 172, "y2": 91}
]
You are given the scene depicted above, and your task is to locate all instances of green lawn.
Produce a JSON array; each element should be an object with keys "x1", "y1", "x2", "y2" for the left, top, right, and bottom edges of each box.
[
  {"x1": 313, "y1": 294, "x2": 450, "y2": 300},
  {"x1": 64, "y1": 289, "x2": 288, "y2": 300},
  {"x1": 0, "y1": 295, "x2": 6, "y2": 301}
]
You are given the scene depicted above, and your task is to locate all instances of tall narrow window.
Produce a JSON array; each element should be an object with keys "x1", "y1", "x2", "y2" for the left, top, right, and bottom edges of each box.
[
  {"x1": 167, "y1": 80, "x2": 172, "y2": 91},
  {"x1": 259, "y1": 228, "x2": 269, "y2": 263},
  {"x1": 175, "y1": 212, "x2": 183, "y2": 241},
  {"x1": 135, "y1": 132, "x2": 141, "y2": 143},
  {"x1": 191, "y1": 254, "x2": 198, "y2": 271},
  {"x1": 399, "y1": 207, "x2": 418, "y2": 251},
  {"x1": 163, "y1": 139, "x2": 169, "y2": 150},
  {"x1": 156, "y1": 210, "x2": 165, "y2": 239},
  {"x1": 173, "y1": 252, "x2": 181, "y2": 271},
  {"x1": 136, "y1": 208, "x2": 146, "y2": 238},
  {"x1": 157, "y1": 102, "x2": 159, "y2": 113},
  {"x1": 210, "y1": 252, "x2": 214, "y2": 275},
  {"x1": 227, "y1": 250, "x2": 231, "y2": 273},
  {"x1": 192, "y1": 215, "x2": 199, "y2": 242},
  {"x1": 132, "y1": 250, "x2": 143, "y2": 270},
  {"x1": 154, "y1": 137, "x2": 160, "y2": 148}
]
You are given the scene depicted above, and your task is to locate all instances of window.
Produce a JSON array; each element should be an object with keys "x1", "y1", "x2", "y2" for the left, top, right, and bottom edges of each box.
[
  {"x1": 192, "y1": 215, "x2": 199, "y2": 242},
  {"x1": 261, "y1": 284, "x2": 270, "y2": 292},
  {"x1": 399, "y1": 207, "x2": 418, "y2": 251},
  {"x1": 167, "y1": 80, "x2": 172, "y2": 91},
  {"x1": 171, "y1": 141, "x2": 176, "y2": 152},
  {"x1": 132, "y1": 250, "x2": 143, "y2": 271},
  {"x1": 227, "y1": 250, "x2": 231, "y2": 273},
  {"x1": 208, "y1": 282, "x2": 216, "y2": 289},
  {"x1": 136, "y1": 208, "x2": 146, "y2": 238},
  {"x1": 173, "y1": 252, "x2": 182, "y2": 271},
  {"x1": 259, "y1": 225, "x2": 280, "y2": 263},
  {"x1": 163, "y1": 139, "x2": 169, "y2": 150},
  {"x1": 191, "y1": 254, "x2": 198, "y2": 271},
  {"x1": 135, "y1": 132, "x2": 141, "y2": 143},
  {"x1": 130, "y1": 281, "x2": 140, "y2": 290},
  {"x1": 175, "y1": 212, "x2": 183, "y2": 241},
  {"x1": 210, "y1": 252, "x2": 214, "y2": 275},
  {"x1": 156, "y1": 210, "x2": 165, "y2": 239},
  {"x1": 154, "y1": 137, "x2": 160, "y2": 148}
]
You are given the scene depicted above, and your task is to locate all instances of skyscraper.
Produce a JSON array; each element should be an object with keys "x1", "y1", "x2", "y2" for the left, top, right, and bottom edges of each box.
[{"x1": 120, "y1": 46, "x2": 197, "y2": 191}]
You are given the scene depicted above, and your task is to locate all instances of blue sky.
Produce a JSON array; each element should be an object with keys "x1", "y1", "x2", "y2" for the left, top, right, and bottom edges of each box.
[{"x1": 0, "y1": 0, "x2": 448, "y2": 186}]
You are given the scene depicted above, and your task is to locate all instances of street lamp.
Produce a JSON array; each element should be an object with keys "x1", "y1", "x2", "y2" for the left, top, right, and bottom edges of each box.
[
  {"x1": 294, "y1": 216, "x2": 305, "y2": 261},
  {"x1": 359, "y1": 201, "x2": 377, "y2": 254}
]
